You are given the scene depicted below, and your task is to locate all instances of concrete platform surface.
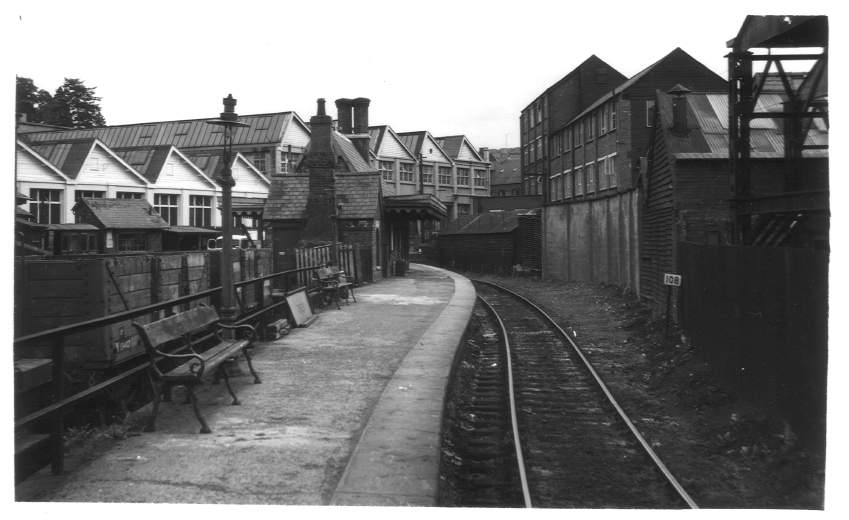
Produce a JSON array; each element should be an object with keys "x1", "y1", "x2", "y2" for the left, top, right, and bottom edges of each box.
[{"x1": 16, "y1": 264, "x2": 475, "y2": 506}]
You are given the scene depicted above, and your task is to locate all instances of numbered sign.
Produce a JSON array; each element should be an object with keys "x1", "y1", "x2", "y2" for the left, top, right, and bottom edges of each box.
[{"x1": 663, "y1": 273, "x2": 682, "y2": 287}]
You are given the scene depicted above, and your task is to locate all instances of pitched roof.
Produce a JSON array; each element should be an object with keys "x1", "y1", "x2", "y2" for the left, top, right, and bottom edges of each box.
[
  {"x1": 263, "y1": 176, "x2": 310, "y2": 220},
  {"x1": 435, "y1": 135, "x2": 485, "y2": 162},
  {"x1": 22, "y1": 112, "x2": 302, "y2": 149},
  {"x1": 655, "y1": 90, "x2": 828, "y2": 159},
  {"x1": 439, "y1": 209, "x2": 539, "y2": 236},
  {"x1": 75, "y1": 198, "x2": 169, "y2": 229},
  {"x1": 367, "y1": 125, "x2": 417, "y2": 160},
  {"x1": 396, "y1": 131, "x2": 426, "y2": 155},
  {"x1": 523, "y1": 55, "x2": 627, "y2": 112},
  {"x1": 336, "y1": 173, "x2": 382, "y2": 219},
  {"x1": 568, "y1": 48, "x2": 725, "y2": 126},
  {"x1": 27, "y1": 139, "x2": 94, "y2": 179},
  {"x1": 333, "y1": 132, "x2": 372, "y2": 172},
  {"x1": 113, "y1": 145, "x2": 173, "y2": 182}
]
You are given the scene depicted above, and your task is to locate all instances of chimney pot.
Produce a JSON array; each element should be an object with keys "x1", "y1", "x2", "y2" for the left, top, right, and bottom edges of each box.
[
  {"x1": 317, "y1": 98, "x2": 326, "y2": 116},
  {"x1": 351, "y1": 97, "x2": 371, "y2": 134},
  {"x1": 335, "y1": 98, "x2": 353, "y2": 134}
]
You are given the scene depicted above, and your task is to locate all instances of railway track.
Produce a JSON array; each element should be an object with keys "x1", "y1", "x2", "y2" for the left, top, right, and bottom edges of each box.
[{"x1": 459, "y1": 280, "x2": 697, "y2": 508}]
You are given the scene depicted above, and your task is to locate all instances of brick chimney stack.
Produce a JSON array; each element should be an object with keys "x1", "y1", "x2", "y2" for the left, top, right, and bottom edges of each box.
[
  {"x1": 351, "y1": 97, "x2": 370, "y2": 134},
  {"x1": 301, "y1": 98, "x2": 337, "y2": 244},
  {"x1": 349, "y1": 97, "x2": 372, "y2": 162},
  {"x1": 335, "y1": 98, "x2": 353, "y2": 134}
]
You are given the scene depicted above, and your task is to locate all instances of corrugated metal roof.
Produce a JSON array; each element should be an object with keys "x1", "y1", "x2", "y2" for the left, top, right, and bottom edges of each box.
[
  {"x1": 28, "y1": 140, "x2": 93, "y2": 179},
  {"x1": 76, "y1": 198, "x2": 169, "y2": 229},
  {"x1": 368, "y1": 126, "x2": 384, "y2": 152},
  {"x1": 435, "y1": 136, "x2": 462, "y2": 159},
  {"x1": 397, "y1": 131, "x2": 424, "y2": 156},
  {"x1": 23, "y1": 112, "x2": 296, "y2": 149},
  {"x1": 113, "y1": 145, "x2": 172, "y2": 182}
]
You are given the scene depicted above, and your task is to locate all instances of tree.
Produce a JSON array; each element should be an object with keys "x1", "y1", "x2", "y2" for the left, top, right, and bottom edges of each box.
[
  {"x1": 15, "y1": 76, "x2": 106, "y2": 128},
  {"x1": 15, "y1": 76, "x2": 52, "y2": 122}
]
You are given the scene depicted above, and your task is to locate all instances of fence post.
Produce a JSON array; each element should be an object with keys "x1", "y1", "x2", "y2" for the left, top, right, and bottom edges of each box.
[{"x1": 50, "y1": 335, "x2": 65, "y2": 475}]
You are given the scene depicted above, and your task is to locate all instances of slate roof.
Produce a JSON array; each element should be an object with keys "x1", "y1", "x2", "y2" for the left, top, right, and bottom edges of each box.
[
  {"x1": 75, "y1": 198, "x2": 169, "y2": 229},
  {"x1": 22, "y1": 112, "x2": 302, "y2": 149},
  {"x1": 263, "y1": 173, "x2": 382, "y2": 221},
  {"x1": 655, "y1": 90, "x2": 828, "y2": 159},
  {"x1": 263, "y1": 176, "x2": 310, "y2": 220},
  {"x1": 439, "y1": 209, "x2": 539, "y2": 236},
  {"x1": 333, "y1": 132, "x2": 372, "y2": 172},
  {"x1": 336, "y1": 173, "x2": 382, "y2": 219}
]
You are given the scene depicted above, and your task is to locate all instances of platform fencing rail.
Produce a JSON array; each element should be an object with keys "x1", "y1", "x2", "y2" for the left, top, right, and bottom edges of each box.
[{"x1": 13, "y1": 263, "x2": 331, "y2": 480}]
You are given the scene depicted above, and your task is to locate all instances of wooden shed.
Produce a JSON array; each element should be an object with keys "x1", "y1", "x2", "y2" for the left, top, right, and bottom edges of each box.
[{"x1": 72, "y1": 197, "x2": 169, "y2": 253}]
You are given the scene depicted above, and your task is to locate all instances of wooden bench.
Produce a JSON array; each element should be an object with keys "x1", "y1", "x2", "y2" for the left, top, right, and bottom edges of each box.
[
  {"x1": 314, "y1": 267, "x2": 357, "y2": 309},
  {"x1": 132, "y1": 305, "x2": 261, "y2": 434}
]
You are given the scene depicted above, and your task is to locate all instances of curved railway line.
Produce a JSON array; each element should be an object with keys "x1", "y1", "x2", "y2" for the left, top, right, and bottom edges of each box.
[{"x1": 441, "y1": 280, "x2": 698, "y2": 508}]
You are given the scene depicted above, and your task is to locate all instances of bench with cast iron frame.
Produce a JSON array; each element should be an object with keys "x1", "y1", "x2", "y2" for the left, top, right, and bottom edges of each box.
[
  {"x1": 132, "y1": 304, "x2": 261, "y2": 434},
  {"x1": 313, "y1": 266, "x2": 357, "y2": 309}
]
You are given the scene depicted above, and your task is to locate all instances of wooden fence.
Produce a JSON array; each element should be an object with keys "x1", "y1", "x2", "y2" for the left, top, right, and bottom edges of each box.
[
  {"x1": 679, "y1": 243, "x2": 828, "y2": 447},
  {"x1": 293, "y1": 243, "x2": 372, "y2": 287}
]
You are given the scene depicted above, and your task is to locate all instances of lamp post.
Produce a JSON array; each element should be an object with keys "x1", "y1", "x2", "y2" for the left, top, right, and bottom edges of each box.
[{"x1": 207, "y1": 94, "x2": 250, "y2": 327}]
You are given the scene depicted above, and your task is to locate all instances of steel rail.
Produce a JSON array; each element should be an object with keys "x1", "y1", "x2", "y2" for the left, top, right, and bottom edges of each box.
[
  {"x1": 475, "y1": 280, "x2": 699, "y2": 509},
  {"x1": 476, "y1": 295, "x2": 533, "y2": 508}
]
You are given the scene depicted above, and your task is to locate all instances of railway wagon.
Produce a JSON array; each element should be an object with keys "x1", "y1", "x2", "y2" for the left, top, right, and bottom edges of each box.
[{"x1": 15, "y1": 248, "x2": 272, "y2": 371}]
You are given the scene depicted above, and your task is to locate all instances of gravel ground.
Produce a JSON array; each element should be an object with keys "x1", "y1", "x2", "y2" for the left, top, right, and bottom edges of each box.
[{"x1": 476, "y1": 274, "x2": 825, "y2": 509}]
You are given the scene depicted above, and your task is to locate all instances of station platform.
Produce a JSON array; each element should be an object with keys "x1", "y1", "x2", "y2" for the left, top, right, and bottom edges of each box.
[{"x1": 16, "y1": 264, "x2": 476, "y2": 506}]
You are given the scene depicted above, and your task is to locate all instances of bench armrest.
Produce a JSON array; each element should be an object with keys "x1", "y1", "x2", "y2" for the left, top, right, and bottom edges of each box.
[
  {"x1": 217, "y1": 323, "x2": 257, "y2": 344},
  {"x1": 155, "y1": 350, "x2": 207, "y2": 378}
]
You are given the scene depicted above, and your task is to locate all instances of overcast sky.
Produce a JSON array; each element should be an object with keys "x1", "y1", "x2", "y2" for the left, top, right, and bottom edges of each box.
[{"x1": 8, "y1": 0, "x2": 838, "y2": 150}]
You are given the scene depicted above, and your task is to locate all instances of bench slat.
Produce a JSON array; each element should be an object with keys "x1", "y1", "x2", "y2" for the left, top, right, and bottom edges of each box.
[
  {"x1": 139, "y1": 306, "x2": 219, "y2": 346},
  {"x1": 163, "y1": 339, "x2": 250, "y2": 379}
]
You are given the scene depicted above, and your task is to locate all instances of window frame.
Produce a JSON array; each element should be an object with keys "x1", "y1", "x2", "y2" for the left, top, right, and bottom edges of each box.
[
  {"x1": 399, "y1": 162, "x2": 415, "y2": 183},
  {"x1": 154, "y1": 193, "x2": 180, "y2": 225},
  {"x1": 379, "y1": 160, "x2": 394, "y2": 182},
  {"x1": 456, "y1": 167, "x2": 470, "y2": 186},
  {"x1": 29, "y1": 188, "x2": 63, "y2": 224},
  {"x1": 189, "y1": 195, "x2": 212, "y2": 228},
  {"x1": 438, "y1": 166, "x2": 452, "y2": 185}
]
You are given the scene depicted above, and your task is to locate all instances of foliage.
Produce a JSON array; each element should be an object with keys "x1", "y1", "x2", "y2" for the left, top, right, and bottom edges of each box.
[{"x1": 16, "y1": 76, "x2": 106, "y2": 128}]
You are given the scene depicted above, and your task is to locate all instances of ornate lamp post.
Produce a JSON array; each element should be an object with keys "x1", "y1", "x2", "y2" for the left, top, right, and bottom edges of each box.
[{"x1": 207, "y1": 94, "x2": 250, "y2": 326}]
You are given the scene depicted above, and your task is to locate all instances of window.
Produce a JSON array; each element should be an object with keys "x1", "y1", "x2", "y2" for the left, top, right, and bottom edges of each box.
[
  {"x1": 550, "y1": 173, "x2": 562, "y2": 202},
  {"x1": 565, "y1": 127, "x2": 572, "y2": 151},
  {"x1": 250, "y1": 152, "x2": 267, "y2": 173},
  {"x1": 279, "y1": 152, "x2": 301, "y2": 174},
  {"x1": 154, "y1": 193, "x2": 179, "y2": 225},
  {"x1": 535, "y1": 138, "x2": 542, "y2": 161},
  {"x1": 611, "y1": 101, "x2": 617, "y2": 130},
  {"x1": 379, "y1": 160, "x2": 394, "y2": 181},
  {"x1": 564, "y1": 170, "x2": 573, "y2": 199},
  {"x1": 189, "y1": 195, "x2": 212, "y2": 227},
  {"x1": 606, "y1": 154, "x2": 618, "y2": 188},
  {"x1": 585, "y1": 118, "x2": 593, "y2": 143},
  {"x1": 399, "y1": 162, "x2": 415, "y2": 182},
  {"x1": 438, "y1": 166, "x2": 452, "y2": 185},
  {"x1": 456, "y1": 167, "x2": 470, "y2": 186},
  {"x1": 600, "y1": 105, "x2": 608, "y2": 134},
  {"x1": 646, "y1": 99, "x2": 656, "y2": 127},
  {"x1": 473, "y1": 169, "x2": 487, "y2": 187},
  {"x1": 574, "y1": 166, "x2": 584, "y2": 196},
  {"x1": 29, "y1": 188, "x2": 62, "y2": 224},
  {"x1": 117, "y1": 232, "x2": 148, "y2": 252},
  {"x1": 116, "y1": 191, "x2": 144, "y2": 199},
  {"x1": 457, "y1": 203, "x2": 471, "y2": 216},
  {"x1": 422, "y1": 165, "x2": 434, "y2": 184},
  {"x1": 75, "y1": 190, "x2": 105, "y2": 201},
  {"x1": 576, "y1": 121, "x2": 583, "y2": 144},
  {"x1": 598, "y1": 158, "x2": 608, "y2": 190},
  {"x1": 60, "y1": 232, "x2": 98, "y2": 253},
  {"x1": 586, "y1": 162, "x2": 596, "y2": 193}
]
